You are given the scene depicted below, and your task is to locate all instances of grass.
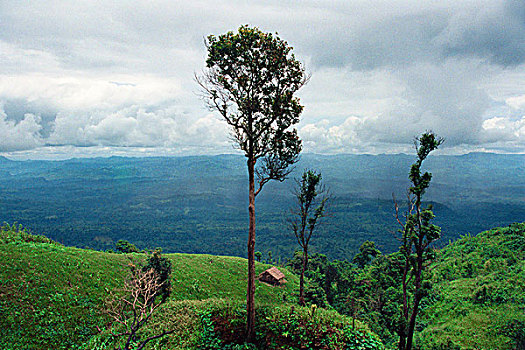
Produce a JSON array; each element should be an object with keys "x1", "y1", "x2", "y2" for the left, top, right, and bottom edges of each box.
[
  {"x1": 0, "y1": 224, "x2": 382, "y2": 349},
  {"x1": 417, "y1": 223, "x2": 525, "y2": 350}
]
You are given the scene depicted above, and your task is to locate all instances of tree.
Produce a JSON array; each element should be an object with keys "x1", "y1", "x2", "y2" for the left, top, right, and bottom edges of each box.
[
  {"x1": 197, "y1": 25, "x2": 307, "y2": 342},
  {"x1": 394, "y1": 132, "x2": 443, "y2": 350},
  {"x1": 115, "y1": 239, "x2": 139, "y2": 254},
  {"x1": 142, "y1": 248, "x2": 172, "y2": 302},
  {"x1": 353, "y1": 241, "x2": 381, "y2": 268},
  {"x1": 290, "y1": 170, "x2": 328, "y2": 306},
  {"x1": 105, "y1": 259, "x2": 173, "y2": 350}
]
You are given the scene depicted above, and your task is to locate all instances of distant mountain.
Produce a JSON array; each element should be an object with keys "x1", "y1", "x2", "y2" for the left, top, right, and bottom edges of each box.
[{"x1": 0, "y1": 153, "x2": 523, "y2": 259}]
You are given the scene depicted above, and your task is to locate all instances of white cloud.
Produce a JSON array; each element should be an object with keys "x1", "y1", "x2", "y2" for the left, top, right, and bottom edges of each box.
[
  {"x1": 482, "y1": 116, "x2": 525, "y2": 142},
  {"x1": 0, "y1": 74, "x2": 181, "y2": 112},
  {"x1": 0, "y1": 107, "x2": 43, "y2": 151},
  {"x1": 0, "y1": 0, "x2": 524, "y2": 156},
  {"x1": 506, "y1": 95, "x2": 525, "y2": 110},
  {"x1": 47, "y1": 106, "x2": 230, "y2": 150}
]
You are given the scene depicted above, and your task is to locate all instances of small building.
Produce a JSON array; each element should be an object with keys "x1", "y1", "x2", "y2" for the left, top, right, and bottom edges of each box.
[{"x1": 258, "y1": 266, "x2": 286, "y2": 286}]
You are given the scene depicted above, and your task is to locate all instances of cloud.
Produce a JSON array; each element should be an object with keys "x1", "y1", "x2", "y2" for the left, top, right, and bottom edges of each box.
[
  {"x1": 0, "y1": 107, "x2": 43, "y2": 151},
  {"x1": 435, "y1": 0, "x2": 525, "y2": 66},
  {"x1": 0, "y1": 74, "x2": 181, "y2": 112},
  {"x1": 47, "y1": 106, "x2": 230, "y2": 150},
  {"x1": 0, "y1": 0, "x2": 524, "y2": 156},
  {"x1": 481, "y1": 116, "x2": 525, "y2": 142}
]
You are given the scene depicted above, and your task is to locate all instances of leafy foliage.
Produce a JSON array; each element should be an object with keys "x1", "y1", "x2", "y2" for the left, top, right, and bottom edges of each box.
[
  {"x1": 290, "y1": 169, "x2": 329, "y2": 305},
  {"x1": 0, "y1": 222, "x2": 60, "y2": 245},
  {"x1": 197, "y1": 303, "x2": 384, "y2": 350},
  {"x1": 417, "y1": 223, "x2": 525, "y2": 350},
  {"x1": 353, "y1": 241, "x2": 381, "y2": 268},
  {"x1": 199, "y1": 25, "x2": 305, "y2": 172},
  {"x1": 116, "y1": 239, "x2": 140, "y2": 253},
  {"x1": 143, "y1": 248, "x2": 172, "y2": 302},
  {"x1": 394, "y1": 132, "x2": 443, "y2": 350}
]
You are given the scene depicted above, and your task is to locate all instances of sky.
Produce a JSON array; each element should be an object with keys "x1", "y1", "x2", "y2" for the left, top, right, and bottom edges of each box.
[{"x1": 1, "y1": 0, "x2": 524, "y2": 159}]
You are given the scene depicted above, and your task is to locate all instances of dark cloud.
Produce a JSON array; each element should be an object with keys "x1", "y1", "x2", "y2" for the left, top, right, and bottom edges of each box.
[
  {"x1": 438, "y1": 0, "x2": 525, "y2": 66},
  {"x1": 0, "y1": 0, "x2": 524, "y2": 156}
]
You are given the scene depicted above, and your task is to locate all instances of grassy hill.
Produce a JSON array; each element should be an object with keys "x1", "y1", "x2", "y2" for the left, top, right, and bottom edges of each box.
[
  {"x1": 0, "y1": 224, "x2": 382, "y2": 350},
  {"x1": 417, "y1": 223, "x2": 525, "y2": 349}
]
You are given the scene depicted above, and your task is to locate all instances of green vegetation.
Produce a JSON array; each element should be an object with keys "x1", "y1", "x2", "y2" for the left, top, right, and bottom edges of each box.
[
  {"x1": 395, "y1": 132, "x2": 443, "y2": 350},
  {"x1": 291, "y1": 169, "x2": 329, "y2": 306},
  {"x1": 0, "y1": 225, "x2": 382, "y2": 349},
  {"x1": 284, "y1": 223, "x2": 525, "y2": 350},
  {"x1": 1, "y1": 148, "x2": 523, "y2": 349},
  {"x1": 417, "y1": 222, "x2": 525, "y2": 349},
  {"x1": 0, "y1": 224, "x2": 129, "y2": 349},
  {"x1": 0, "y1": 154, "x2": 524, "y2": 260}
]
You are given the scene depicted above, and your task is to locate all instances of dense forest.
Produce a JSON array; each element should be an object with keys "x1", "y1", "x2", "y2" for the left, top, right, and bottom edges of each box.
[{"x1": 0, "y1": 153, "x2": 523, "y2": 260}]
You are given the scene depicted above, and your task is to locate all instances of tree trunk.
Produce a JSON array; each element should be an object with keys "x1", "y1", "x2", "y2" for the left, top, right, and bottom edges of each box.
[
  {"x1": 405, "y1": 255, "x2": 423, "y2": 350},
  {"x1": 246, "y1": 157, "x2": 256, "y2": 343},
  {"x1": 299, "y1": 246, "x2": 308, "y2": 306},
  {"x1": 398, "y1": 335, "x2": 406, "y2": 350}
]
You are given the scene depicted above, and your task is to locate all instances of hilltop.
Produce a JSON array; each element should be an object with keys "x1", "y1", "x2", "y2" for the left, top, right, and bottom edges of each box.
[
  {"x1": 418, "y1": 222, "x2": 525, "y2": 349},
  {"x1": 0, "y1": 224, "x2": 382, "y2": 350}
]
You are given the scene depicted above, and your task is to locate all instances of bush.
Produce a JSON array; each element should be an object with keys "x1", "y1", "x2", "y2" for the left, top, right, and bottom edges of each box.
[
  {"x1": 197, "y1": 303, "x2": 384, "y2": 350},
  {"x1": 115, "y1": 239, "x2": 139, "y2": 253},
  {"x1": 0, "y1": 222, "x2": 59, "y2": 245}
]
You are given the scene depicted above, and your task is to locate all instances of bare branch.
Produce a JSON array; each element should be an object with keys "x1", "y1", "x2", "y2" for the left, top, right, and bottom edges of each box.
[{"x1": 105, "y1": 264, "x2": 172, "y2": 350}]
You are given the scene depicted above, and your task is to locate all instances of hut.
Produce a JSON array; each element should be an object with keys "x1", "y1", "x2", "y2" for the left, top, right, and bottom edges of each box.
[{"x1": 258, "y1": 266, "x2": 286, "y2": 286}]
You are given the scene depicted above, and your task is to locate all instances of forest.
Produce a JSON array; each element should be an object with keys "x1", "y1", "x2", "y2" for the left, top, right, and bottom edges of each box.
[{"x1": 0, "y1": 152, "x2": 523, "y2": 260}]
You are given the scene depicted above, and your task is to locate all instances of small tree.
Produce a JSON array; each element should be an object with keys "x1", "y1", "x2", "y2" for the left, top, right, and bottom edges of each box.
[
  {"x1": 290, "y1": 170, "x2": 328, "y2": 306},
  {"x1": 353, "y1": 241, "x2": 381, "y2": 268},
  {"x1": 142, "y1": 248, "x2": 172, "y2": 302},
  {"x1": 115, "y1": 240, "x2": 139, "y2": 254},
  {"x1": 197, "y1": 25, "x2": 307, "y2": 341},
  {"x1": 394, "y1": 132, "x2": 443, "y2": 350},
  {"x1": 105, "y1": 254, "x2": 173, "y2": 350}
]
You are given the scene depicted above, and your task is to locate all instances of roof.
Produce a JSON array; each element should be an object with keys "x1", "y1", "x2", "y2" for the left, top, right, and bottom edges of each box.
[{"x1": 261, "y1": 266, "x2": 285, "y2": 280}]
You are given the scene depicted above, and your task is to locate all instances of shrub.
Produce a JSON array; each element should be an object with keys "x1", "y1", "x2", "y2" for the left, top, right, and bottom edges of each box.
[
  {"x1": 197, "y1": 303, "x2": 384, "y2": 350},
  {"x1": 0, "y1": 222, "x2": 59, "y2": 245}
]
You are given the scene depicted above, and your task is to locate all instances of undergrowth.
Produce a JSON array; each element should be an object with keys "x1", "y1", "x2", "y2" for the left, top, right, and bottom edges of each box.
[
  {"x1": 197, "y1": 302, "x2": 384, "y2": 350},
  {"x1": 0, "y1": 222, "x2": 60, "y2": 245}
]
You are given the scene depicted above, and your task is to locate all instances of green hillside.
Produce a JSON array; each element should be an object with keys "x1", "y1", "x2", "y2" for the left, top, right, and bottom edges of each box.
[
  {"x1": 0, "y1": 224, "x2": 382, "y2": 350},
  {"x1": 417, "y1": 223, "x2": 525, "y2": 349}
]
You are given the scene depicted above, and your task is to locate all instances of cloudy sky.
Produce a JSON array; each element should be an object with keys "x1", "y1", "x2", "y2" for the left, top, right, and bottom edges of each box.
[{"x1": 1, "y1": 0, "x2": 524, "y2": 159}]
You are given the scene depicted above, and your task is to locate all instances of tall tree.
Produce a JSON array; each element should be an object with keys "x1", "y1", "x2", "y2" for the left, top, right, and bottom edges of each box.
[
  {"x1": 394, "y1": 132, "x2": 443, "y2": 350},
  {"x1": 197, "y1": 25, "x2": 307, "y2": 342},
  {"x1": 290, "y1": 170, "x2": 328, "y2": 306}
]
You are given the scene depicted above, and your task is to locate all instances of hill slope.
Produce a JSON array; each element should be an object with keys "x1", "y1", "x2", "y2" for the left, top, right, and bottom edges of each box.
[
  {"x1": 0, "y1": 225, "x2": 382, "y2": 349},
  {"x1": 418, "y1": 223, "x2": 525, "y2": 349}
]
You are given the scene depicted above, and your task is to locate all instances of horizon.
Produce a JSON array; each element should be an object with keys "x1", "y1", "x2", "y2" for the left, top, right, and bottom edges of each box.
[{"x1": 2, "y1": 149, "x2": 524, "y2": 162}]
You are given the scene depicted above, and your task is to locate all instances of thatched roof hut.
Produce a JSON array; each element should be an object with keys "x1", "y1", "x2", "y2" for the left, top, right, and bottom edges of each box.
[{"x1": 258, "y1": 266, "x2": 286, "y2": 286}]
